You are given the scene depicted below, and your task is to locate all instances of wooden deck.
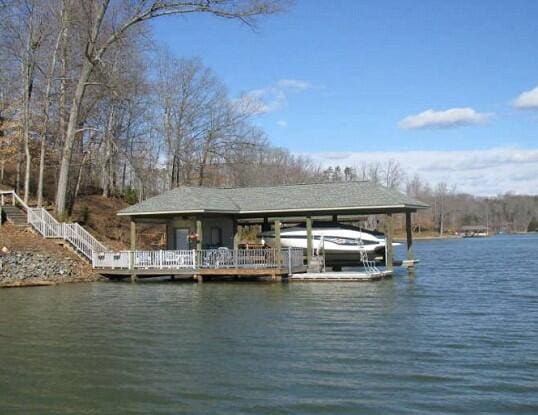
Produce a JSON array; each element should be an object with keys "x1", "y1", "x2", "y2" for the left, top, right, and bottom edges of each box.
[
  {"x1": 98, "y1": 267, "x2": 304, "y2": 279},
  {"x1": 289, "y1": 270, "x2": 392, "y2": 282}
]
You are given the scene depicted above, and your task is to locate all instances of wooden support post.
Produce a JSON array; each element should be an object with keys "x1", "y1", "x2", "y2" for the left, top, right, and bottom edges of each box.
[
  {"x1": 195, "y1": 274, "x2": 203, "y2": 283},
  {"x1": 130, "y1": 219, "x2": 137, "y2": 282},
  {"x1": 196, "y1": 219, "x2": 203, "y2": 251},
  {"x1": 385, "y1": 213, "x2": 394, "y2": 272},
  {"x1": 274, "y1": 220, "x2": 281, "y2": 266},
  {"x1": 0, "y1": 204, "x2": 2, "y2": 229},
  {"x1": 274, "y1": 220, "x2": 281, "y2": 251},
  {"x1": 233, "y1": 221, "x2": 240, "y2": 269},
  {"x1": 233, "y1": 222, "x2": 241, "y2": 250},
  {"x1": 405, "y1": 211, "x2": 414, "y2": 265},
  {"x1": 130, "y1": 218, "x2": 136, "y2": 250},
  {"x1": 306, "y1": 216, "x2": 313, "y2": 267}
]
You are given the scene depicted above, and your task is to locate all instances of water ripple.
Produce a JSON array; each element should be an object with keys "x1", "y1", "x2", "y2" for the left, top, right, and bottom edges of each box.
[{"x1": 1, "y1": 234, "x2": 537, "y2": 414}]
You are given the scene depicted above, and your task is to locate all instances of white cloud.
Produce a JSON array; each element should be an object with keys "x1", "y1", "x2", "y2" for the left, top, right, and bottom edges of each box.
[
  {"x1": 513, "y1": 86, "x2": 538, "y2": 109},
  {"x1": 302, "y1": 148, "x2": 538, "y2": 196},
  {"x1": 242, "y1": 79, "x2": 313, "y2": 114},
  {"x1": 398, "y1": 107, "x2": 492, "y2": 130},
  {"x1": 276, "y1": 120, "x2": 288, "y2": 127},
  {"x1": 276, "y1": 79, "x2": 312, "y2": 90}
]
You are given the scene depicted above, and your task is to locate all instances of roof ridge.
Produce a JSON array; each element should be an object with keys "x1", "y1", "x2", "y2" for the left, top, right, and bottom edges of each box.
[{"x1": 181, "y1": 180, "x2": 371, "y2": 191}]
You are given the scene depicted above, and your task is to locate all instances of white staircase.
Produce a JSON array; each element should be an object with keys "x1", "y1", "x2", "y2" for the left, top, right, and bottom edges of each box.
[{"x1": 1, "y1": 190, "x2": 107, "y2": 261}]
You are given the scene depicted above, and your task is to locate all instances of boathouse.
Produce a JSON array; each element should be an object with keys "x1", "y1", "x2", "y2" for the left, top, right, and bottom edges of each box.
[{"x1": 92, "y1": 181, "x2": 428, "y2": 280}]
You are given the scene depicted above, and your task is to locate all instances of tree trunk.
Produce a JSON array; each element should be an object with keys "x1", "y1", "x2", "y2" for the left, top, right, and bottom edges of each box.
[
  {"x1": 102, "y1": 106, "x2": 115, "y2": 197},
  {"x1": 22, "y1": 14, "x2": 36, "y2": 205},
  {"x1": 37, "y1": 1, "x2": 64, "y2": 207},
  {"x1": 55, "y1": 59, "x2": 93, "y2": 216},
  {"x1": 55, "y1": 1, "x2": 107, "y2": 216},
  {"x1": 15, "y1": 150, "x2": 21, "y2": 194}
]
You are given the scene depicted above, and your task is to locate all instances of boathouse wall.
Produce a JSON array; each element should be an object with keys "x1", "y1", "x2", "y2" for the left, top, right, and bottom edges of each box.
[{"x1": 165, "y1": 216, "x2": 234, "y2": 249}]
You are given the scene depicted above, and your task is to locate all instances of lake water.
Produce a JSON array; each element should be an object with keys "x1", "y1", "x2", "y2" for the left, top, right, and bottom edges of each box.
[{"x1": 1, "y1": 235, "x2": 537, "y2": 414}]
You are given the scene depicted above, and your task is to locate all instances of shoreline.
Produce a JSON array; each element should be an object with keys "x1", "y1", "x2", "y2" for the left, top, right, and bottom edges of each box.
[
  {"x1": 0, "y1": 274, "x2": 103, "y2": 289},
  {"x1": 394, "y1": 235, "x2": 463, "y2": 241}
]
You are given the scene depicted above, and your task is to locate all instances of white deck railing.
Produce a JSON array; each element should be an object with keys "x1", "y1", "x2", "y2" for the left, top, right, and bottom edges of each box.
[
  {"x1": 92, "y1": 251, "x2": 130, "y2": 269},
  {"x1": 2, "y1": 190, "x2": 305, "y2": 274},
  {"x1": 92, "y1": 247, "x2": 305, "y2": 274}
]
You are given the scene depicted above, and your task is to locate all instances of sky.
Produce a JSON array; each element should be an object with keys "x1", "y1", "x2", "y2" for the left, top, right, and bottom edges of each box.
[{"x1": 151, "y1": 0, "x2": 538, "y2": 195}]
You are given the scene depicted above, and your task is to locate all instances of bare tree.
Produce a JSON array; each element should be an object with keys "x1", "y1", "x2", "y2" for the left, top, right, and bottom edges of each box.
[{"x1": 54, "y1": 0, "x2": 285, "y2": 216}]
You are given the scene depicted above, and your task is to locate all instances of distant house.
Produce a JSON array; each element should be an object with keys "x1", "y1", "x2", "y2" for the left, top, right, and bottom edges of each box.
[{"x1": 460, "y1": 225, "x2": 489, "y2": 237}]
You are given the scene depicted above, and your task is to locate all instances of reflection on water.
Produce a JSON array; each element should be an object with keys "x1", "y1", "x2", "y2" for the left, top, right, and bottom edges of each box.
[{"x1": 1, "y1": 235, "x2": 537, "y2": 414}]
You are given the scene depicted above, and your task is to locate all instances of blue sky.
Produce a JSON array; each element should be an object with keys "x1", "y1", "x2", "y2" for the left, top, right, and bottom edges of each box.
[{"x1": 152, "y1": 0, "x2": 538, "y2": 195}]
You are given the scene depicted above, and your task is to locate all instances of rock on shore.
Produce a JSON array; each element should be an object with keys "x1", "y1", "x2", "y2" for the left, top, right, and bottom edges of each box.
[{"x1": 0, "y1": 251, "x2": 101, "y2": 287}]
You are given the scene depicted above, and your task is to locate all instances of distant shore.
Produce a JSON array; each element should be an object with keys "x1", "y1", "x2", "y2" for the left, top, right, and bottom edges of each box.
[{"x1": 394, "y1": 234, "x2": 463, "y2": 242}]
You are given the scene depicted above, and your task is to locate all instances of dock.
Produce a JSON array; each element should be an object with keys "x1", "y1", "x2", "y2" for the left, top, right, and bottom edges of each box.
[
  {"x1": 1, "y1": 183, "x2": 427, "y2": 284},
  {"x1": 289, "y1": 270, "x2": 392, "y2": 281}
]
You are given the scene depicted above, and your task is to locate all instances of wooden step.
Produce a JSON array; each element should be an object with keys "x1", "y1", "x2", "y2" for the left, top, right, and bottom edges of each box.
[{"x1": 1, "y1": 205, "x2": 28, "y2": 226}]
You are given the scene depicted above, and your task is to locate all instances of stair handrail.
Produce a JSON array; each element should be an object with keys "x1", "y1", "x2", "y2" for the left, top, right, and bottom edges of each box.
[
  {"x1": 71, "y1": 222, "x2": 108, "y2": 253},
  {"x1": 1, "y1": 190, "x2": 108, "y2": 262},
  {"x1": 28, "y1": 207, "x2": 63, "y2": 238},
  {"x1": 63, "y1": 222, "x2": 108, "y2": 259}
]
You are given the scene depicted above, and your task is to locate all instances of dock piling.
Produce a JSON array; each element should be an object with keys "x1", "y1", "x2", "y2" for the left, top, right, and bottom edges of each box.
[
  {"x1": 405, "y1": 211, "x2": 414, "y2": 265},
  {"x1": 385, "y1": 213, "x2": 394, "y2": 272}
]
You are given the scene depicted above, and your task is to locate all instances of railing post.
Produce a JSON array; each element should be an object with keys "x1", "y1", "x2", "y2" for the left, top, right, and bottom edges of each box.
[
  {"x1": 192, "y1": 249, "x2": 196, "y2": 269},
  {"x1": 11, "y1": 192, "x2": 15, "y2": 206},
  {"x1": 159, "y1": 250, "x2": 163, "y2": 269},
  {"x1": 234, "y1": 249, "x2": 238, "y2": 268},
  {"x1": 288, "y1": 247, "x2": 292, "y2": 276},
  {"x1": 129, "y1": 250, "x2": 135, "y2": 271}
]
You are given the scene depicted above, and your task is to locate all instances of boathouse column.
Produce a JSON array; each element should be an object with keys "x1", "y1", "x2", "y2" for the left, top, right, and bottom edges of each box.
[
  {"x1": 129, "y1": 218, "x2": 137, "y2": 282},
  {"x1": 306, "y1": 217, "x2": 313, "y2": 266},
  {"x1": 405, "y1": 211, "x2": 414, "y2": 264},
  {"x1": 385, "y1": 213, "x2": 394, "y2": 272},
  {"x1": 273, "y1": 220, "x2": 281, "y2": 265},
  {"x1": 274, "y1": 220, "x2": 281, "y2": 251},
  {"x1": 233, "y1": 222, "x2": 242, "y2": 250},
  {"x1": 130, "y1": 218, "x2": 136, "y2": 250},
  {"x1": 196, "y1": 219, "x2": 203, "y2": 251}
]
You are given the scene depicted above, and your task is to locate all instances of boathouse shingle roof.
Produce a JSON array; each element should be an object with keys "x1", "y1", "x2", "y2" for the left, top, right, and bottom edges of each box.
[{"x1": 118, "y1": 181, "x2": 429, "y2": 217}]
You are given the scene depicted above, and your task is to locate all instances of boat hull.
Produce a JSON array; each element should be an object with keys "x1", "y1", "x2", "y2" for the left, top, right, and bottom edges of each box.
[{"x1": 262, "y1": 225, "x2": 398, "y2": 266}]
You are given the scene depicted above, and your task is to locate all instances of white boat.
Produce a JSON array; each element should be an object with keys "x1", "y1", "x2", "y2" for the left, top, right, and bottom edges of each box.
[{"x1": 261, "y1": 223, "x2": 399, "y2": 267}]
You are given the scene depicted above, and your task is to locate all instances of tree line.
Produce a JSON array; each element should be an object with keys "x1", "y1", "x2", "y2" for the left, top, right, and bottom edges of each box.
[
  {"x1": 1, "y1": 1, "x2": 536, "y2": 234},
  {"x1": 323, "y1": 162, "x2": 538, "y2": 234},
  {"x1": 1, "y1": 0, "x2": 320, "y2": 218}
]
